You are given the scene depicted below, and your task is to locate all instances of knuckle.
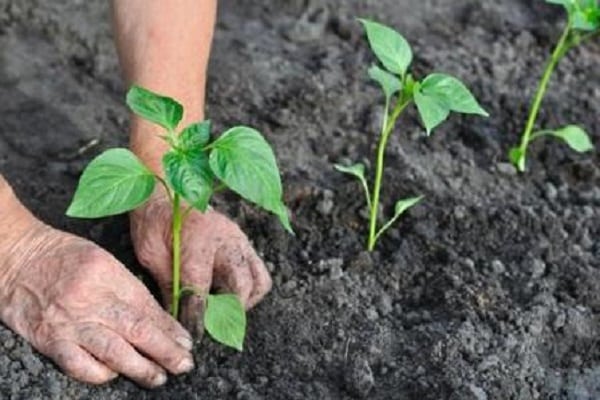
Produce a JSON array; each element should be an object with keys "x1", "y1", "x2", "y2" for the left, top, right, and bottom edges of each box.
[
  {"x1": 47, "y1": 341, "x2": 86, "y2": 378},
  {"x1": 97, "y1": 337, "x2": 125, "y2": 364},
  {"x1": 128, "y1": 316, "x2": 153, "y2": 343},
  {"x1": 134, "y1": 239, "x2": 170, "y2": 271},
  {"x1": 83, "y1": 247, "x2": 110, "y2": 268},
  {"x1": 57, "y1": 352, "x2": 82, "y2": 376}
]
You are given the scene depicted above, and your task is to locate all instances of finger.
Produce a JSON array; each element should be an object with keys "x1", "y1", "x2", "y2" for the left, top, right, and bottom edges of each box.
[
  {"x1": 179, "y1": 293, "x2": 206, "y2": 340},
  {"x1": 127, "y1": 282, "x2": 194, "y2": 351},
  {"x1": 179, "y1": 246, "x2": 214, "y2": 338},
  {"x1": 212, "y1": 245, "x2": 254, "y2": 307},
  {"x1": 101, "y1": 303, "x2": 194, "y2": 376},
  {"x1": 78, "y1": 325, "x2": 167, "y2": 388},
  {"x1": 246, "y1": 252, "x2": 273, "y2": 309},
  {"x1": 144, "y1": 299, "x2": 194, "y2": 351},
  {"x1": 45, "y1": 340, "x2": 117, "y2": 385}
]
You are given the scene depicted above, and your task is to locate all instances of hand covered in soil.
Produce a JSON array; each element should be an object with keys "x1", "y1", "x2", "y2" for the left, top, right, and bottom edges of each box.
[
  {"x1": 130, "y1": 188, "x2": 272, "y2": 337},
  {"x1": 0, "y1": 221, "x2": 195, "y2": 387}
]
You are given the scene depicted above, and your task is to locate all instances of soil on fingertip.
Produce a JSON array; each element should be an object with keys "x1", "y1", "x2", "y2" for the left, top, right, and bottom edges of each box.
[{"x1": 0, "y1": 0, "x2": 599, "y2": 399}]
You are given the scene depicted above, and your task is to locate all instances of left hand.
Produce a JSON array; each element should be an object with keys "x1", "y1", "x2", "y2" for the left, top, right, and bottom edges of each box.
[{"x1": 129, "y1": 188, "x2": 272, "y2": 338}]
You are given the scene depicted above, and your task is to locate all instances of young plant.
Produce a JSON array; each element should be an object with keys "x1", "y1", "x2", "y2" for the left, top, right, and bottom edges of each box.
[
  {"x1": 509, "y1": 0, "x2": 598, "y2": 172},
  {"x1": 335, "y1": 19, "x2": 488, "y2": 251},
  {"x1": 67, "y1": 85, "x2": 292, "y2": 351}
]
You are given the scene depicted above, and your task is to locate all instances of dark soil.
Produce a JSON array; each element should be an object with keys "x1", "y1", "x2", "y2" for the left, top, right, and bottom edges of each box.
[{"x1": 1, "y1": 0, "x2": 599, "y2": 399}]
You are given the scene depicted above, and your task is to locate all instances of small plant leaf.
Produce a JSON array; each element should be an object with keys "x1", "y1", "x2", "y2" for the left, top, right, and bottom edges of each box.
[
  {"x1": 414, "y1": 89, "x2": 450, "y2": 135},
  {"x1": 204, "y1": 294, "x2": 246, "y2": 351},
  {"x1": 533, "y1": 125, "x2": 594, "y2": 152},
  {"x1": 180, "y1": 120, "x2": 211, "y2": 151},
  {"x1": 374, "y1": 195, "x2": 423, "y2": 244},
  {"x1": 368, "y1": 65, "x2": 402, "y2": 101},
  {"x1": 547, "y1": 0, "x2": 600, "y2": 29},
  {"x1": 572, "y1": 9, "x2": 600, "y2": 30},
  {"x1": 334, "y1": 163, "x2": 372, "y2": 209},
  {"x1": 67, "y1": 148, "x2": 155, "y2": 218},
  {"x1": 508, "y1": 147, "x2": 526, "y2": 172},
  {"x1": 126, "y1": 85, "x2": 183, "y2": 131},
  {"x1": 209, "y1": 126, "x2": 292, "y2": 233},
  {"x1": 359, "y1": 19, "x2": 413, "y2": 76},
  {"x1": 334, "y1": 163, "x2": 366, "y2": 181},
  {"x1": 420, "y1": 73, "x2": 489, "y2": 116},
  {"x1": 163, "y1": 150, "x2": 214, "y2": 212},
  {"x1": 546, "y1": 0, "x2": 575, "y2": 9},
  {"x1": 393, "y1": 196, "x2": 423, "y2": 218}
]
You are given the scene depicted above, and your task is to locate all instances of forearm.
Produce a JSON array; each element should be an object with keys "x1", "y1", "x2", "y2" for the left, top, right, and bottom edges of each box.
[{"x1": 111, "y1": 0, "x2": 217, "y2": 175}]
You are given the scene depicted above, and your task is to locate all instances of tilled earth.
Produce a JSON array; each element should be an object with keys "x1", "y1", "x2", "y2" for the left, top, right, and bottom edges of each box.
[{"x1": 0, "y1": 1, "x2": 599, "y2": 399}]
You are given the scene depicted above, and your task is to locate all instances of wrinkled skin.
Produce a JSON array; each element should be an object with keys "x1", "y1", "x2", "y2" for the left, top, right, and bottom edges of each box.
[
  {"x1": 130, "y1": 189, "x2": 273, "y2": 337},
  {"x1": 0, "y1": 220, "x2": 195, "y2": 387},
  {"x1": 0, "y1": 182, "x2": 272, "y2": 387}
]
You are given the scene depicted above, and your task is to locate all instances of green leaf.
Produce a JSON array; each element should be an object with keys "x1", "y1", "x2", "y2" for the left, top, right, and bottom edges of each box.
[
  {"x1": 532, "y1": 125, "x2": 594, "y2": 152},
  {"x1": 373, "y1": 195, "x2": 423, "y2": 244},
  {"x1": 572, "y1": 9, "x2": 600, "y2": 30},
  {"x1": 334, "y1": 163, "x2": 366, "y2": 180},
  {"x1": 393, "y1": 196, "x2": 423, "y2": 218},
  {"x1": 368, "y1": 65, "x2": 402, "y2": 101},
  {"x1": 179, "y1": 120, "x2": 211, "y2": 151},
  {"x1": 546, "y1": 0, "x2": 575, "y2": 9},
  {"x1": 420, "y1": 73, "x2": 489, "y2": 116},
  {"x1": 126, "y1": 85, "x2": 183, "y2": 131},
  {"x1": 163, "y1": 150, "x2": 214, "y2": 212},
  {"x1": 67, "y1": 148, "x2": 155, "y2": 218},
  {"x1": 334, "y1": 163, "x2": 371, "y2": 209},
  {"x1": 508, "y1": 147, "x2": 526, "y2": 172},
  {"x1": 414, "y1": 87, "x2": 450, "y2": 135},
  {"x1": 548, "y1": 0, "x2": 600, "y2": 29},
  {"x1": 204, "y1": 294, "x2": 246, "y2": 351},
  {"x1": 359, "y1": 19, "x2": 413, "y2": 76},
  {"x1": 208, "y1": 126, "x2": 292, "y2": 233}
]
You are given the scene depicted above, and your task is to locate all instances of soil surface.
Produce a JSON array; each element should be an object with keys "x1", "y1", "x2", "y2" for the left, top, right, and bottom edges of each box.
[{"x1": 1, "y1": 0, "x2": 599, "y2": 399}]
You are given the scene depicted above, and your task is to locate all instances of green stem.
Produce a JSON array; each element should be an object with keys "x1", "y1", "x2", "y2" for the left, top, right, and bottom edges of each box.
[
  {"x1": 529, "y1": 129, "x2": 556, "y2": 141},
  {"x1": 517, "y1": 22, "x2": 572, "y2": 171},
  {"x1": 367, "y1": 98, "x2": 411, "y2": 251},
  {"x1": 361, "y1": 179, "x2": 372, "y2": 211},
  {"x1": 214, "y1": 182, "x2": 227, "y2": 192},
  {"x1": 373, "y1": 213, "x2": 402, "y2": 245},
  {"x1": 578, "y1": 30, "x2": 600, "y2": 45},
  {"x1": 156, "y1": 176, "x2": 173, "y2": 203},
  {"x1": 171, "y1": 193, "x2": 183, "y2": 318}
]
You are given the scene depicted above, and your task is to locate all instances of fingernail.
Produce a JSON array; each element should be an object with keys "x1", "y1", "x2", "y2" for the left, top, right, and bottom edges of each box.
[
  {"x1": 152, "y1": 372, "x2": 167, "y2": 387},
  {"x1": 176, "y1": 336, "x2": 193, "y2": 350},
  {"x1": 177, "y1": 357, "x2": 194, "y2": 373}
]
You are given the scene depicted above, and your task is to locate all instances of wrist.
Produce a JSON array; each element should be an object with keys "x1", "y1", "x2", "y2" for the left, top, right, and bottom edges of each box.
[
  {"x1": 0, "y1": 177, "x2": 44, "y2": 295},
  {"x1": 0, "y1": 177, "x2": 38, "y2": 237}
]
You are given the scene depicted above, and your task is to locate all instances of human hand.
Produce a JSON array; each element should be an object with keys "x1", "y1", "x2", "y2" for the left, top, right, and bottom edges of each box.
[
  {"x1": 0, "y1": 219, "x2": 195, "y2": 387},
  {"x1": 130, "y1": 188, "x2": 272, "y2": 337}
]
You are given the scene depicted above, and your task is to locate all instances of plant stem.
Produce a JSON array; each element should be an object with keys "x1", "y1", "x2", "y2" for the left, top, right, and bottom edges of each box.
[
  {"x1": 171, "y1": 193, "x2": 183, "y2": 318},
  {"x1": 516, "y1": 22, "x2": 571, "y2": 171},
  {"x1": 367, "y1": 98, "x2": 410, "y2": 251},
  {"x1": 156, "y1": 176, "x2": 173, "y2": 203}
]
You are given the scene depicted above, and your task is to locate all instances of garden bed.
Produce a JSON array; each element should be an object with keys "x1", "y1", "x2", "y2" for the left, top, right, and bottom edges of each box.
[{"x1": 0, "y1": 0, "x2": 599, "y2": 399}]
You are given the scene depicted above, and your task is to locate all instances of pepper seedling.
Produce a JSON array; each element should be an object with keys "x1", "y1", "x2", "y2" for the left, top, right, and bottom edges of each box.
[
  {"x1": 335, "y1": 19, "x2": 488, "y2": 251},
  {"x1": 509, "y1": 0, "x2": 597, "y2": 172},
  {"x1": 67, "y1": 85, "x2": 292, "y2": 351}
]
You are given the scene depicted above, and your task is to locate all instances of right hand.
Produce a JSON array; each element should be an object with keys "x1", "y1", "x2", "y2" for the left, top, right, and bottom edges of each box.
[{"x1": 0, "y1": 219, "x2": 195, "y2": 387}]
